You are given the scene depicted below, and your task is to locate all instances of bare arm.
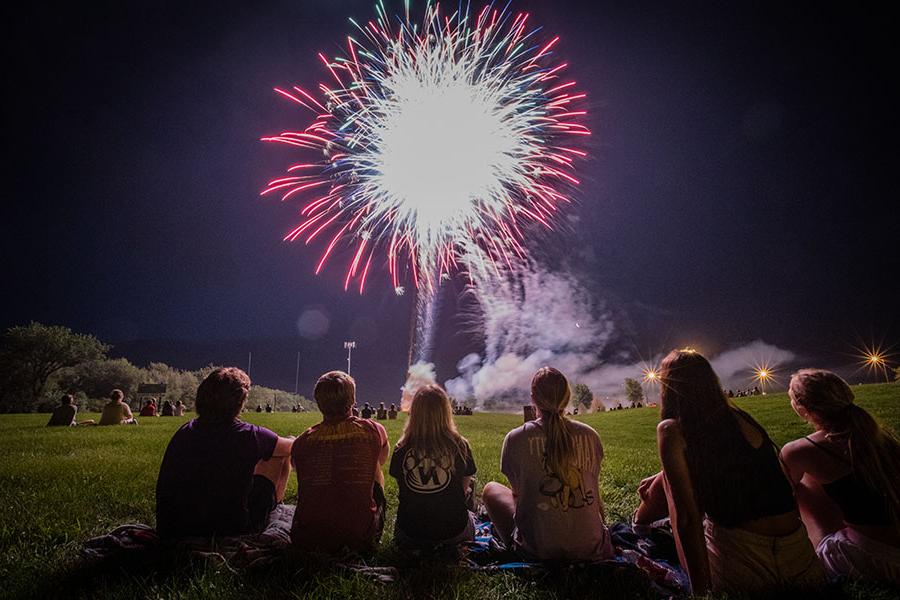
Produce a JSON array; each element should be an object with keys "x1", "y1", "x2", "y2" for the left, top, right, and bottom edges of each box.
[
  {"x1": 658, "y1": 420, "x2": 711, "y2": 595},
  {"x1": 272, "y1": 435, "x2": 296, "y2": 458},
  {"x1": 375, "y1": 426, "x2": 389, "y2": 487}
]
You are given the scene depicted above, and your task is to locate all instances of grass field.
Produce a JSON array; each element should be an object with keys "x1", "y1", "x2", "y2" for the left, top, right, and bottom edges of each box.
[{"x1": 1, "y1": 383, "x2": 898, "y2": 599}]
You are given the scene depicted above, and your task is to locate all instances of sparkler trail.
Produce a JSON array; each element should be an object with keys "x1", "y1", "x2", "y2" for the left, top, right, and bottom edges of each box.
[{"x1": 262, "y1": 1, "x2": 589, "y2": 294}]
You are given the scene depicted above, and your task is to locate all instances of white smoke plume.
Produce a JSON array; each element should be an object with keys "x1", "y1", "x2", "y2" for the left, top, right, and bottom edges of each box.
[
  {"x1": 400, "y1": 361, "x2": 438, "y2": 411},
  {"x1": 443, "y1": 262, "x2": 798, "y2": 410}
]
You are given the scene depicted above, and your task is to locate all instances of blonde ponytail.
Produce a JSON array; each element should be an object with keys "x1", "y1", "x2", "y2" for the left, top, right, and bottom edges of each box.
[
  {"x1": 531, "y1": 367, "x2": 576, "y2": 477},
  {"x1": 790, "y1": 369, "x2": 900, "y2": 531},
  {"x1": 845, "y1": 404, "x2": 900, "y2": 530},
  {"x1": 541, "y1": 409, "x2": 575, "y2": 478}
]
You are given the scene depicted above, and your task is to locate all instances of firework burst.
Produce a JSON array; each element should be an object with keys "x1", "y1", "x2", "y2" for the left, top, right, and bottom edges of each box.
[{"x1": 262, "y1": 2, "x2": 588, "y2": 293}]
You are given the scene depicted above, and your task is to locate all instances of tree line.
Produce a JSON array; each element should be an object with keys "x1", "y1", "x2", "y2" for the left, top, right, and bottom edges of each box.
[{"x1": 0, "y1": 322, "x2": 313, "y2": 413}]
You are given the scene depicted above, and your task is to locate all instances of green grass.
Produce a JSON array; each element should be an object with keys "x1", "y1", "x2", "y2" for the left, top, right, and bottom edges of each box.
[{"x1": 1, "y1": 383, "x2": 898, "y2": 599}]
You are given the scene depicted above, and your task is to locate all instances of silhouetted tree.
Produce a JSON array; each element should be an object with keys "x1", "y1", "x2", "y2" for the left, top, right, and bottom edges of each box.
[
  {"x1": 0, "y1": 323, "x2": 108, "y2": 412},
  {"x1": 572, "y1": 383, "x2": 593, "y2": 412},
  {"x1": 55, "y1": 358, "x2": 143, "y2": 402},
  {"x1": 624, "y1": 377, "x2": 644, "y2": 407}
]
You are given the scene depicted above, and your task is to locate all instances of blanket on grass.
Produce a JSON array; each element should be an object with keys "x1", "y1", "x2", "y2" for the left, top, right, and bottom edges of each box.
[{"x1": 80, "y1": 508, "x2": 686, "y2": 595}]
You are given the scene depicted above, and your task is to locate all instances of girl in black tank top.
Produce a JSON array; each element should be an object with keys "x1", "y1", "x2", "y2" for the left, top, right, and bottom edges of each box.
[
  {"x1": 651, "y1": 350, "x2": 822, "y2": 595},
  {"x1": 802, "y1": 436, "x2": 892, "y2": 528},
  {"x1": 689, "y1": 408, "x2": 796, "y2": 526}
]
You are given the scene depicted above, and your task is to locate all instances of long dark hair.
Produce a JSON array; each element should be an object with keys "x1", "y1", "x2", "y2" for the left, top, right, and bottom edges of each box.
[{"x1": 659, "y1": 350, "x2": 737, "y2": 440}]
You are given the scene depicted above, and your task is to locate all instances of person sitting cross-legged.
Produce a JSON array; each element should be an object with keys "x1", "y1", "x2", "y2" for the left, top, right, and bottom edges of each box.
[
  {"x1": 98, "y1": 389, "x2": 136, "y2": 425},
  {"x1": 391, "y1": 384, "x2": 477, "y2": 550},
  {"x1": 47, "y1": 394, "x2": 78, "y2": 427},
  {"x1": 291, "y1": 371, "x2": 389, "y2": 554},
  {"x1": 361, "y1": 402, "x2": 373, "y2": 419},
  {"x1": 780, "y1": 369, "x2": 900, "y2": 585},
  {"x1": 140, "y1": 399, "x2": 157, "y2": 417},
  {"x1": 155, "y1": 367, "x2": 294, "y2": 538},
  {"x1": 483, "y1": 367, "x2": 614, "y2": 561}
]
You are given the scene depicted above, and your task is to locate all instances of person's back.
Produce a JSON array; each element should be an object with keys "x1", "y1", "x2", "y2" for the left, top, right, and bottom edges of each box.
[
  {"x1": 47, "y1": 395, "x2": 77, "y2": 427},
  {"x1": 174, "y1": 401, "x2": 185, "y2": 417},
  {"x1": 161, "y1": 401, "x2": 175, "y2": 416},
  {"x1": 291, "y1": 371, "x2": 388, "y2": 553},
  {"x1": 157, "y1": 419, "x2": 276, "y2": 537},
  {"x1": 156, "y1": 367, "x2": 294, "y2": 538},
  {"x1": 781, "y1": 369, "x2": 900, "y2": 585},
  {"x1": 485, "y1": 367, "x2": 612, "y2": 561},
  {"x1": 650, "y1": 351, "x2": 822, "y2": 595},
  {"x1": 391, "y1": 385, "x2": 477, "y2": 547},
  {"x1": 99, "y1": 390, "x2": 133, "y2": 425},
  {"x1": 140, "y1": 401, "x2": 157, "y2": 417},
  {"x1": 502, "y1": 418, "x2": 608, "y2": 559}
]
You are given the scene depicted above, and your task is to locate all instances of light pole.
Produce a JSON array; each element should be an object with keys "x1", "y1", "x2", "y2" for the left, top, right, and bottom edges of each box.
[
  {"x1": 344, "y1": 341, "x2": 357, "y2": 375},
  {"x1": 294, "y1": 350, "x2": 301, "y2": 395}
]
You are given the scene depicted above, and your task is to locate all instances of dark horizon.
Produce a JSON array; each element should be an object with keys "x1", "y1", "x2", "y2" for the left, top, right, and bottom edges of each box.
[{"x1": 3, "y1": 1, "x2": 897, "y2": 400}]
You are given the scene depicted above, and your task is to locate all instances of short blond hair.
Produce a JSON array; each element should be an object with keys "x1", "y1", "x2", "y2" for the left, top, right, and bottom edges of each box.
[{"x1": 315, "y1": 371, "x2": 356, "y2": 418}]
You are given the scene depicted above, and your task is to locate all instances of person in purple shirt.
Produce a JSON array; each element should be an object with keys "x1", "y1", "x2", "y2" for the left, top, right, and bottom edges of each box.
[{"x1": 155, "y1": 367, "x2": 294, "y2": 538}]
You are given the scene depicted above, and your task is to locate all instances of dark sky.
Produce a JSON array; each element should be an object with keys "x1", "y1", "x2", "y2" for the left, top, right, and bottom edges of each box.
[{"x1": 2, "y1": 1, "x2": 897, "y2": 400}]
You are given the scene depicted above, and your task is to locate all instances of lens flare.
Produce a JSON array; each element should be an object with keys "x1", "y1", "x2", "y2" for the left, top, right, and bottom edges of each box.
[
  {"x1": 262, "y1": 2, "x2": 588, "y2": 292},
  {"x1": 854, "y1": 342, "x2": 894, "y2": 382},
  {"x1": 750, "y1": 361, "x2": 778, "y2": 391}
]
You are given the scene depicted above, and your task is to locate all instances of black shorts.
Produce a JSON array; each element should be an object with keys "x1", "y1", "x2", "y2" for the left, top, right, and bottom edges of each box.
[{"x1": 246, "y1": 474, "x2": 277, "y2": 534}]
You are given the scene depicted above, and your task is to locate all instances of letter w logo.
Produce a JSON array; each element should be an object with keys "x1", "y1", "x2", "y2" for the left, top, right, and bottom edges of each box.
[{"x1": 417, "y1": 466, "x2": 441, "y2": 486}]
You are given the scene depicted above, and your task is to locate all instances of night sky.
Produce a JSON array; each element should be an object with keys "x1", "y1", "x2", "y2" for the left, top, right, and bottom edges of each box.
[{"x1": 2, "y1": 1, "x2": 897, "y2": 400}]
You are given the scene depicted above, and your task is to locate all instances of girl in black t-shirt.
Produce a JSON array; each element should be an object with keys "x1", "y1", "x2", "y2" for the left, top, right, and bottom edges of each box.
[{"x1": 390, "y1": 384, "x2": 476, "y2": 549}]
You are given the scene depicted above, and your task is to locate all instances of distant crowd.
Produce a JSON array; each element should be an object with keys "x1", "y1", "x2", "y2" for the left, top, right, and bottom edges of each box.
[
  {"x1": 727, "y1": 386, "x2": 763, "y2": 397},
  {"x1": 46, "y1": 353, "x2": 900, "y2": 594},
  {"x1": 45, "y1": 392, "x2": 187, "y2": 426}
]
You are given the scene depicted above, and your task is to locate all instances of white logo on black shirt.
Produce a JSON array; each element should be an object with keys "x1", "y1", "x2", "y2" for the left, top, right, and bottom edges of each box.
[{"x1": 402, "y1": 448, "x2": 453, "y2": 494}]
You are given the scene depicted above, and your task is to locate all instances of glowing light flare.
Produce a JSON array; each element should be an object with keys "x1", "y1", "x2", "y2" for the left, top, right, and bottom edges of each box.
[
  {"x1": 749, "y1": 361, "x2": 780, "y2": 391},
  {"x1": 854, "y1": 343, "x2": 895, "y2": 382},
  {"x1": 642, "y1": 368, "x2": 660, "y2": 384},
  {"x1": 261, "y1": 3, "x2": 589, "y2": 293}
]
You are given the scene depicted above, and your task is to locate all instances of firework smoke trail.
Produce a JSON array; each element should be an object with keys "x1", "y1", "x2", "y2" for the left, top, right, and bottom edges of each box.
[{"x1": 262, "y1": 2, "x2": 588, "y2": 293}]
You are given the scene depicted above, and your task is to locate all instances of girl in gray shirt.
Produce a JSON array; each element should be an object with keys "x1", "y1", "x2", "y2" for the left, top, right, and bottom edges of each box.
[{"x1": 483, "y1": 367, "x2": 613, "y2": 560}]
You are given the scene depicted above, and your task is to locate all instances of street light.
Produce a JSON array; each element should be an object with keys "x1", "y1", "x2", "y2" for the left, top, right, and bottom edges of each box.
[{"x1": 344, "y1": 341, "x2": 357, "y2": 375}]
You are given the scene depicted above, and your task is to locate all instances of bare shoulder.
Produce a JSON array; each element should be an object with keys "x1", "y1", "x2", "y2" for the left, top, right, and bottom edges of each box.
[
  {"x1": 656, "y1": 418, "x2": 682, "y2": 437},
  {"x1": 780, "y1": 436, "x2": 811, "y2": 459},
  {"x1": 657, "y1": 419, "x2": 685, "y2": 452}
]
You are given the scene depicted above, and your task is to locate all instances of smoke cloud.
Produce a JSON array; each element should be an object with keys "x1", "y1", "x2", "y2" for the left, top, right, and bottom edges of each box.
[
  {"x1": 400, "y1": 361, "x2": 438, "y2": 410},
  {"x1": 441, "y1": 264, "x2": 798, "y2": 410}
]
